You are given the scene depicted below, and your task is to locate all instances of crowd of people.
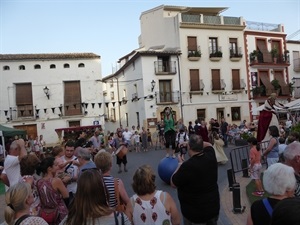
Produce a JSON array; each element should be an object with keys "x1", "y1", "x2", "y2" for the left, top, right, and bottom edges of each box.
[{"x1": 1, "y1": 102, "x2": 300, "y2": 224}]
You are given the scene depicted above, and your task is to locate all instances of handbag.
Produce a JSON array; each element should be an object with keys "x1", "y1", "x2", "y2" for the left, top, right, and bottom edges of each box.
[
  {"x1": 39, "y1": 207, "x2": 59, "y2": 224},
  {"x1": 114, "y1": 178, "x2": 126, "y2": 212}
]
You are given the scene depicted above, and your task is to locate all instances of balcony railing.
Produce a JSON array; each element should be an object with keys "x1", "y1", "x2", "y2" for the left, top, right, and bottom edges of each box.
[
  {"x1": 8, "y1": 105, "x2": 35, "y2": 121},
  {"x1": 156, "y1": 91, "x2": 180, "y2": 104},
  {"x1": 209, "y1": 47, "x2": 223, "y2": 58},
  {"x1": 181, "y1": 14, "x2": 242, "y2": 26},
  {"x1": 232, "y1": 79, "x2": 246, "y2": 91},
  {"x1": 131, "y1": 93, "x2": 139, "y2": 102},
  {"x1": 294, "y1": 58, "x2": 300, "y2": 72},
  {"x1": 212, "y1": 79, "x2": 226, "y2": 92},
  {"x1": 229, "y1": 47, "x2": 243, "y2": 58},
  {"x1": 250, "y1": 53, "x2": 290, "y2": 64},
  {"x1": 246, "y1": 20, "x2": 282, "y2": 32},
  {"x1": 190, "y1": 79, "x2": 205, "y2": 92},
  {"x1": 154, "y1": 61, "x2": 176, "y2": 75}
]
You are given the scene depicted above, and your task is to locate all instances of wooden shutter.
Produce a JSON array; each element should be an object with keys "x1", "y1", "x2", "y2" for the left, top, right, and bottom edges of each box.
[
  {"x1": 259, "y1": 71, "x2": 273, "y2": 95},
  {"x1": 16, "y1": 83, "x2": 33, "y2": 105},
  {"x1": 64, "y1": 81, "x2": 82, "y2": 116},
  {"x1": 232, "y1": 69, "x2": 240, "y2": 90},
  {"x1": 212, "y1": 69, "x2": 221, "y2": 90},
  {"x1": 190, "y1": 69, "x2": 200, "y2": 91},
  {"x1": 257, "y1": 39, "x2": 272, "y2": 63},
  {"x1": 274, "y1": 71, "x2": 289, "y2": 95},
  {"x1": 188, "y1": 37, "x2": 197, "y2": 51}
]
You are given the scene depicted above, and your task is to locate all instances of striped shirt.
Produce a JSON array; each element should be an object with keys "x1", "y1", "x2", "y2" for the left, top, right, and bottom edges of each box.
[{"x1": 103, "y1": 175, "x2": 117, "y2": 207}]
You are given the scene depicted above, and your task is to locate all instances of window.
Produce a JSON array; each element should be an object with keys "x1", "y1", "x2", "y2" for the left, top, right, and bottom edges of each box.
[
  {"x1": 190, "y1": 69, "x2": 200, "y2": 91},
  {"x1": 211, "y1": 69, "x2": 221, "y2": 91},
  {"x1": 232, "y1": 69, "x2": 240, "y2": 90},
  {"x1": 231, "y1": 107, "x2": 241, "y2": 121},
  {"x1": 110, "y1": 80, "x2": 114, "y2": 87},
  {"x1": 209, "y1": 37, "x2": 218, "y2": 54},
  {"x1": 136, "y1": 112, "x2": 140, "y2": 127},
  {"x1": 229, "y1": 38, "x2": 238, "y2": 55},
  {"x1": 256, "y1": 39, "x2": 272, "y2": 63},
  {"x1": 3, "y1": 65, "x2": 10, "y2": 70},
  {"x1": 123, "y1": 89, "x2": 127, "y2": 98},
  {"x1": 64, "y1": 63, "x2": 70, "y2": 68},
  {"x1": 111, "y1": 91, "x2": 115, "y2": 100},
  {"x1": 50, "y1": 64, "x2": 56, "y2": 69},
  {"x1": 69, "y1": 121, "x2": 80, "y2": 127},
  {"x1": 197, "y1": 109, "x2": 206, "y2": 121},
  {"x1": 110, "y1": 108, "x2": 116, "y2": 121},
  {"x1": 34, "y1": 64, "x2": 41, "y2": 69},
  {"x1": 188, "y1": 36, "x2": 197, "y2": 51},
  {"x1": 64, "y1": 81, "x2": 82, "y2": 116},
  {"x1": 15, "y1": 83, "x2": 33, "y2": 117},
  {"x1": 78, "y1": 63, "x2": 85, "y2": 68},
  {"x1": 132, "y1": 61, "x2": 135, "y2": 70},
  {"x1": 19, "y1": 65, "x2": 25, "y2": 70},
  {"x1": 159, "y1": 80, "x2": 172, "y2": 102},
  {"x1": 125, "y1": 113, "x2": 129, "y2": 127}
]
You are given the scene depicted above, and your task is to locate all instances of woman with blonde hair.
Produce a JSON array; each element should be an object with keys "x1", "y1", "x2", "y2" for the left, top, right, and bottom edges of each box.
[
  {"x1": 131, "y1": 165, "x2": 181, "y2": 225},
  {"x1": 5, "y1": 182, "x2": 48, "y2": 225},
  {"x1": 94, "y1": 151, "x2": 131, "y2": 217},
  {"x1": 59, "y1": 169, "x2": 131, "y2": 225}
]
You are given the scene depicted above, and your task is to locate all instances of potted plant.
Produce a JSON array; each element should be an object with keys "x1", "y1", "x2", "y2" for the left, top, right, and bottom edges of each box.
[
  {"x1": 270, "y1": 47, "x2": 278, "y2": 63},
  {"x1": 251, "y1": 86, "x2": 263, "y2": 96},
  {"x1": 188, "y1": 50, "x2": 201, "y2": 57},
  {"x1": 250, "y1": 50, "x2": 258, "y2": 62},
  {"x1": 271, "y1": 79, "x2": 280, "y2": 94},
  {"x1": 289, "y1": 82, "x2": 294, "y2": 95}
]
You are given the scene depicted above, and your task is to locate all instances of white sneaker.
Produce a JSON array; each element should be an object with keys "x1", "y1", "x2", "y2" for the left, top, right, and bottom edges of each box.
[
  {"x1": 112, "y1": 152, "x2": 115, "y2": 156},
  {"x1": 166, "y1": 153, "x2": 170, "y2": 158},
  {"x1": 172, "y1": 154, "x2": 176, "y2": 158}
]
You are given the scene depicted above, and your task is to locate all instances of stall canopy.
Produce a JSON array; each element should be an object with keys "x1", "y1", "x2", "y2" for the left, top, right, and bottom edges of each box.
[
  {"x1": 0, "y1": 124, "x2": 27, "y2": 137},
  {"x1": 284, "y1": 99, "x2": 300, "y2": 110}
]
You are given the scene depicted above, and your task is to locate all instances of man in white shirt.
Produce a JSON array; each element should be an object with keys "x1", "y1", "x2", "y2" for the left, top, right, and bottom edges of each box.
[
  {"x1": 0, "y1": 139, "x2": 27, "y2": 188},
  {"x1": 122, "y1": 127, "x2": 133, "y2": 146},
  {"x1": 61, "y1": 140, "x2": 79, "y2": 204}
]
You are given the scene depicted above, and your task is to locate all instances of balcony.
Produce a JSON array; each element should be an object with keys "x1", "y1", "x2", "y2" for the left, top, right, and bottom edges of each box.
[
  {"x1": 212, "y1": 79, "x2": 226, "y2": 93},
  {"x1": 294, "y1": 58, "x2": 300, "y2": 72},
  {"x1": 156, "y1": 91, "x2": 180, "y2": 104},
  {"x1": 246, "y1": 21, "x2": 282, "y2": 32},
  {"x1": 154, "y1": 61, "x2": 176, "y2": 75},
  {"x1": 232, "y1": 79, "x2": 246, "y2": 93},
  {"x1": 250, "y1": 53, "x2": 290, "y2": 67},
  {"x1": 229, "y1": 47, "x2": 243, "y2": 61},
  {"x1": 209, "y1": 47, "x2": 223, "y2": 61},
  {"x1": 187, "y1": 47, "x2": 201, "y2": 61},
  {"x1": 9, "y1": 105, "x2": 35, "y2": 121},
  {"x1": 181, "y1": 14, "x2": 243, "y2": 27},
  {"x1": 190, "y1": 79, "x2": 205, "y2": 95}
]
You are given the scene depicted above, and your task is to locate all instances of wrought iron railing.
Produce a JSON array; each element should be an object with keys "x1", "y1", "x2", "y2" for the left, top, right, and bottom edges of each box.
[
  {"x1": 156, "y1": 91, "x2": 180, "y2": 104},
  {"x1": 154, "y1": 61, "x2": 176, "y2": 74},
  {"x1": 229, "y1": 47, "x2": 243, "y2": 58},
  {"x1": 209, "y1": 46, "x2": 222, "y2": 57},
  {"x1": 246, "y1": 21, "x2": 281, "y2": 32}
]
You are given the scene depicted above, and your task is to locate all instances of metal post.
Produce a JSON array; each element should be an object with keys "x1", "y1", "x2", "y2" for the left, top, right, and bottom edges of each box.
[
  {"x1": 242, "y1": 158, "x2": 249, "y2": 177},
  {"x1": 232, "y1": 183, "x2": 246, "y2": 213},
  {"x1": 227, "y1": 169, "x2": 235, "y2": 191}
]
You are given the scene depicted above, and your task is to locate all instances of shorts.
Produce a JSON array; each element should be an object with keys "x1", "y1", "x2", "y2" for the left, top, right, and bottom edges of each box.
[
  {"x1": 164, "y1": 130, "x2": 176, "y2": 149},
  {"x1": 250, "y1": 163, "x2": 262, "y2": 180},
  {"x1": 134, "y1": 142, "x2": 140, "y2": 147}
]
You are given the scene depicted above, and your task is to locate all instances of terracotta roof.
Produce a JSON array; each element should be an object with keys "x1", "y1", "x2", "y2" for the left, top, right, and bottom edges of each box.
[{"x1": 0, "y1": 53, "x2": 100, "y2": 61}]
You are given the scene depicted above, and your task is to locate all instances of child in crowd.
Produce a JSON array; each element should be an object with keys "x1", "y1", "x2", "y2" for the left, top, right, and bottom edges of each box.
[
  {"x1": 147, "y1": 129, "x2": 153, "y2": 148},
  {"x1": 175, "y1": 128, "x2": 189, "y2": 161},
  {"x1": 278, "y1": 137, "x2": 287, "y2": 162},
  {"x1": 248, "y1": 137, "x2": 264, "y2": 197},
  {"x1": 133, "y1": 131, "x2": 141, "y2": 153}
]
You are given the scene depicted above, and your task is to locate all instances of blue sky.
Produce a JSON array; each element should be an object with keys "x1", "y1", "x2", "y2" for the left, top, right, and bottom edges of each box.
[{"x1": 0, "y1": 0, "x2": 299, "y2": 76}]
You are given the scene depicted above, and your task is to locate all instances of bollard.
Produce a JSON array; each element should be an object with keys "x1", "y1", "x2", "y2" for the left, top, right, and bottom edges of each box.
[
  {"x1": 232, "y1": 183, "x2": 246, "y2": 214},
  {"x1": 242, "y1": 158, "x2": 249, "y2": 177},
  {"x1": 227, "y1": 169, "x2": 236, "y2": 191}
]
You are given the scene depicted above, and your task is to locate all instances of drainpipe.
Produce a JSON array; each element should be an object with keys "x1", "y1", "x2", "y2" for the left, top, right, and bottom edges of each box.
[{"x1": 176, "y1": 54, "x2": 184, "y2": 119}]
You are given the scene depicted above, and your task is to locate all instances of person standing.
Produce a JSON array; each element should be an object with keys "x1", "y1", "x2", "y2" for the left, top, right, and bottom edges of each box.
[
  {"x1": 0, "y1": 139, "x2": 27, "y2": 188},
  {"x1": 163, "y1": 107, "x2": 176, "y2": 158},
  {"x1": 122, "y1": 127, "x2": 133, "y2": 148},
  {"x1": 89, "y1": 130, "x2": 101, "y2": 151},
  {"x1": 171, "y1": 135, "x2": 220, "y2": 225},
  {"x1": 110, "y1": 130, "x2": 128, "y2": 173},
  {"x1": 141, "y1": 127, "x2": 148, "y2": 151},
  {"x1": 220, "y1": 117, "x2": 229, "y2": 147},
  {"x1": 262, "y1": 126, "x2": 280, "y2": 167},
  {"x1": 199, "y1": 119, "x2": 209, "y2": 142},
  {"x1": 77, "y1": 147, "x2": 96, "y2": 178},
  {"x1": 61, "y1": 140, "x2": 79, "y2": 203},
  {"x1": 188, "y1": 121, "x2": 195, "y2": 137}
]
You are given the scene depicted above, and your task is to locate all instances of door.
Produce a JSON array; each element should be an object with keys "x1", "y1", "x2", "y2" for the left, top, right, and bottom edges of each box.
[
  {"x1": 14, "y1": 124, "x2": 37, "y2": 139},
  {"x1": 159, "y1": 80, "x2": 172, "y2": 102},
  {"x1": 216, "y1": 108, "x2": 224, "y2": 122}
]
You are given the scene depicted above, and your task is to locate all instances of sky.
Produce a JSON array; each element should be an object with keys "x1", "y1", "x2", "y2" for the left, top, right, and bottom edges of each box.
[{"x1": 0, "y1": 0, "x2": 299, "y2": 76}]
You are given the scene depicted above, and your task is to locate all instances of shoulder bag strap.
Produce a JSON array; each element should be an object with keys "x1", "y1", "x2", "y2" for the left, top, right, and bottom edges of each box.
[
  {"x1": 262, "y1": 198, "x2": 273, "y2": 217},
  {"x1": 113, "y1": 211, "x2": 119, "y2": 225},
  {"x1": 114, "y1": 178, "x2": 120, "y2": 206},
  {"x1": 14, "y1": 215, "x2": 31, "y2": 225}
]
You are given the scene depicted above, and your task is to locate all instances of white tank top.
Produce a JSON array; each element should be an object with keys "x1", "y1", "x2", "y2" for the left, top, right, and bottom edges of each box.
[{"x1": 131, "y1": 190, "x2": 172, "y2": 225}]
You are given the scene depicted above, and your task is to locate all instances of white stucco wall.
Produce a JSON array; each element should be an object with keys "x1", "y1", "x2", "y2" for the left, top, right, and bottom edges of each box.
[{"x1": 0, "y1": 56, "x2": 104, "y2": 145}]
